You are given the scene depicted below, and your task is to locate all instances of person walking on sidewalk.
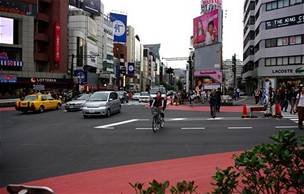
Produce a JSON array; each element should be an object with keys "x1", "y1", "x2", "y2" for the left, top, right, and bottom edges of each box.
[
  {"x1": 282, "y1": 88, "x2": 289, "y2": 112},
  {"x1": 209, "y1": 90, "x2": 217, "y2": 118},
  {"x1": 296, "y1": 85, "x2": 304, "y2": 130},
  {"x1": 254, "y1": 88, "x2": 261, "y2": 104},
  {"x1": 289, "y1": 87, "x2": 297, "y2": 114},
  {"x1": 215, "y1": 88, "x2": 222, "y2": 112}
]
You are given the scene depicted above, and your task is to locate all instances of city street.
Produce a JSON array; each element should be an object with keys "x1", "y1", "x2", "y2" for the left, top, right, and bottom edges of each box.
[{"x1": 0, "y1": 104, "x2": 303, "y2": 192}]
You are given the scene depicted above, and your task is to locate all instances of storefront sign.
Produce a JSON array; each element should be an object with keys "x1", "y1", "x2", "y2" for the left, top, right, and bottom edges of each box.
[
  {"x1": 0, "y1": 60, "x2": 23, "y2": 67},
  {"x1": 258, "y1": 65, "x2": 304, "y2": 77},
  {"x1": 86, "y1": 41, "x2": 98, "y2": 68},
  {"x1": 31, "y1": 78, "x2": 57, "y2": 83},
  {"x1": 0, "y1": 74, "x2": 17, "y2": 83},
  {"x1": 266, "y1": 14, "x2": 304, "y2": 30},
  {"x1": 54, "y1": 23, "x2": 61, "y2": 63}
]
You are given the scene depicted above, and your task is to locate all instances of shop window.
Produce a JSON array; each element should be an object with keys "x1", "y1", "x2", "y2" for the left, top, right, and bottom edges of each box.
[
  {"x1": 277, "y1": 57, "x2": 283, "y2": 65},
  {"x1": 283, "y1": 57, "x2": 289, "y2": 65},
  {"x1": 295, "y1": 56, "x2": 302, "y2": 64},
  {"x1": 289, "y1": 56, "x2": 296, "y2": 64}
]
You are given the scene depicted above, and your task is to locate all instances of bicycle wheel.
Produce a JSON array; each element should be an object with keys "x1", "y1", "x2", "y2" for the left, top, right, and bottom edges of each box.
[{"x1": 152, "y1": 116, "x2": 158, "y2": 133}]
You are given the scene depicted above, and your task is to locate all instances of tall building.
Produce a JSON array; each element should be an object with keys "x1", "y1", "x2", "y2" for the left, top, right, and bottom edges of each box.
[
  {"x1": 242, "y1": 0, "x2": 304, "y2": 94},
  {"x1": 223, "y1": 59, "x2": 243, "y2": 89},
  {"x1": 144, "y1": 44, "x2": 161, "y2": 86},
  {"x1": 68, "y1": 1, "x2": 105, "y2": 91},
  {"x1": 0, "y1": 0, "x2": 70, "y2": 98}
]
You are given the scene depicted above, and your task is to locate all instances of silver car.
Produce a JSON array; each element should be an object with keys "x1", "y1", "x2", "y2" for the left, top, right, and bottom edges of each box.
[
  {"x1": 82, "y1": 91, "x2": 121, "y2": 118},
  {"x1": 65, "y1": 93, "x2": 91, "y2": 111}
]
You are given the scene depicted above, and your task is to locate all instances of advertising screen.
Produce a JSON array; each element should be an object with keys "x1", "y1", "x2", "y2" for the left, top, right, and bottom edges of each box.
[
  {"x1": 0, "y1": 17, "x2": 14, "y2": 44},
  {"x1": 86, "y1": 41, "x2": 98, "y2": 68},
  {"x1": 110, "y1": 13, "x2": 127, "y2": 43},
  {"x1": 193, "y1": 9, "x2": 219, "y2": 46}
]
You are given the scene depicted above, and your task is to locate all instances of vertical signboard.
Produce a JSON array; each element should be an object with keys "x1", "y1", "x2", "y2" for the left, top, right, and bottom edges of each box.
[
  {"x1": 54, "y1": 22, "x2": 61, "y2": 63},
  {"x1": 110, "y1": 13, "x2": 127, "y2": 43},
  {"x1": 128, "y1": 63, "x2": 135, "y2": 75},
  {"x1": 86, "y1": 41, "x2": 98, "y2": 68}
]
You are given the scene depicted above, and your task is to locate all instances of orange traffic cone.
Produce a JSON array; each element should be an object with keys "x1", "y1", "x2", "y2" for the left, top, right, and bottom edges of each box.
[
  {"x1": 275, "y1": 103, "x2": 282, "y2": 118},
  {"x1": 242, "y1": 104, "x2": 249, "y2": 118}
]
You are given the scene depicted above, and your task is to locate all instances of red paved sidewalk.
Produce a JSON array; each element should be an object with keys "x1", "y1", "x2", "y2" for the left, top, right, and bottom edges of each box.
[
  {"x1": 165, "y1": 105, "x2": 243, "y2": 112},
  {"x1": 0, "y1": 152, "x2": 239, "y2": 194},
  {"x1": 0, "y1": 107, "x2": 15, "y2": 112}
]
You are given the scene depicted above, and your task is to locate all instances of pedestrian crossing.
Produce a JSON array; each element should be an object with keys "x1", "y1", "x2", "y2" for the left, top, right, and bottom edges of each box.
[{"x1": 282, "y1": 113, "x2": 298, "y2": 124}]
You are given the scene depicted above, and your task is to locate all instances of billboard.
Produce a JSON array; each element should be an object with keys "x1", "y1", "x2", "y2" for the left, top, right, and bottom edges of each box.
[
  {"x1": 128, "y1": 63, "x2": 135, "y2": 75},
  {"x1": 0, "y1": 74, "x2": 17, "y2": 83},
  {"x1": 201, "y1": 0, "x2": 222, "y2": 15},
  {"x1": 86, "y1": 41, "x2": 98, "y2": 68},
  {"x1": 194, "y1": 43, "x2": 221, "y2": 70},
  {"x1": 193, "y1": 9, "x2": 219, "y2": 46},
  {"x1": 0, "y1": 17, "x2": 14, "y2": 44},
  {"x1": 110, "y1": 13, "x2": 127, "y2": 43},
  {"x1": 0, "y1": 0, "x2": 37, "y2": 16},
  {"x1": 82, "y1": 0, "x2": 101, "y2": 15}
]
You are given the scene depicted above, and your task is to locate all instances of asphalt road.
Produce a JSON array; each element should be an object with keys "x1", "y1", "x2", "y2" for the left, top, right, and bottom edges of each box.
[{"x1": 0, "y1": 104, "x2": 303, "y2": 187}]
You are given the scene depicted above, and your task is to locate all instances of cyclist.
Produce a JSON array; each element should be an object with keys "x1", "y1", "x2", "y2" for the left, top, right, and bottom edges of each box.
[{"x1": 151, "y1": 91, "x2": 165, "y2": 119}]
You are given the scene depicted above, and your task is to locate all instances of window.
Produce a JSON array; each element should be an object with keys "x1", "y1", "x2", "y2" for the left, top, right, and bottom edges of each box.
[
  {"x1": 41, "y1": 96, "x2": 47, "y2": 101},
  {"x1": 290, "y1": 0, "x2": 302, "y2": 5},
  {"x1": 47, "y1": 96, "x2": 54, "y2": 100},
  {"x1": 283, "y1": 0, "x2": 289, "y2": 6},
  {"x1": 278, "y1": 0, "x2": 284, "y2": 7},
  {"x1": 283, "y1": 57, "x2": 289, "y2": 65},
  {"x1": 271, "y1": 58, "x2": 277, "y2": 66},
  {"x1": 265, "y1": 58, "x2": 271, "y2": 66},
  {"x1": 277, "y1": 37, "x2": 289, "y2": 46},
  {"x1": 277, "y1": 57, "x2": 283, "y2": 65},
  {"x1": 266, "y1": 2, "x2": 272, "y2": 10},
  {"x1": 289, "y1": 56, "x2": 296, "y2": 64},
  {"x1": 272, "y1": 1, "x2": 278, "y2": 9},
  {"x1": 295, "y1": 56, "x2": 302, "y2": 64}
]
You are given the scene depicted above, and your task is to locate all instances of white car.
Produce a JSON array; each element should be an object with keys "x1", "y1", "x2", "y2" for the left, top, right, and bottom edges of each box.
[
  {"x1": 132, "y1": 93, "x2": 141, "y2": 101},
  {"x1": 139, "y1": 92, "x2": 150, "y2": 103}
]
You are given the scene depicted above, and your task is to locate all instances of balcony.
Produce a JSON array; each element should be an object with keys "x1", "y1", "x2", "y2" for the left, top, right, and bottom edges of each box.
[
  {"x1": 35, "y1": 52, "x2": 49, "y2": 62},
  {"x1": 35, "y1": 33, "x2": 49, "y2": 42},
  {"x1": 36, "y1": 13, "x2": 49, "y2": 23}
]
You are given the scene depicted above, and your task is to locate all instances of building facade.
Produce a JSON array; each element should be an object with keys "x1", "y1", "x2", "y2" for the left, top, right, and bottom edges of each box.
[
  {"x1": 68, "y1": 2, "x2": 105, "y2": 91},
  {"x1": 0, "y1": 0, "x2": 70, "y2": 98},
  {"x1": 223, "y1": 59, "x2": 243, "y2": 89},
  {"x1": 243, "y1": 0, "x2": 304, "y2": 94}
]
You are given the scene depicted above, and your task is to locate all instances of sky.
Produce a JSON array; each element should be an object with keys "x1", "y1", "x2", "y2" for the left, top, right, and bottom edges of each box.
[{"x1": 101, "y1": 0, "x2": 244, "y2": 69}]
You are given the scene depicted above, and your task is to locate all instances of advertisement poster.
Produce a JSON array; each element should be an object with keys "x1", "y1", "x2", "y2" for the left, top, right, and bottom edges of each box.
[
  {"x1": 110, "y1": 13, "x2": 127, "y2": 43},
  {"x1": 128, "y1": 63, "x2": 135, "y2": 75},
  {"x1": 194, "y1": 69, "x2": 223, "y2": 83},
  {"x1": 193, "y1": 9, "x2": 219, "y2": 46},
  {"x1": 201, "y1": 0, "x2": 222, "y2": 15},
  {"x1": 0, "y1": 17, "x2": 14, "y2": 44},
  {"x1": 86, "y1": 41, "x2": 98, "y2": 68},
  {"x1": 82, "y1": 0, "x2": 101, "y2": 15}
]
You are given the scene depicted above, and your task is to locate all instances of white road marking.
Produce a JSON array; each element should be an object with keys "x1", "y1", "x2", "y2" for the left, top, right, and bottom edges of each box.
[
  {"x1": 228, "y1": 127, "x2": 253, "y2": 129},
  {"x1": 275, "y1": 126, "x2": 298, "y2": 129},
  {"x1": 181, "y1": 127, "x2": 206, "y2": 130},
  {"x1": 135, "y1": 128, "x2": 152, "y2": 130},
  {"x1": 207, "y1": 117, "x2": 223, "y2": 120},
  {"x1": 95, "y1": 119, "x2": 139, "y2": 129},
  {"x1": 166, "y1": 118, "x2": 187, "y2": 121}
]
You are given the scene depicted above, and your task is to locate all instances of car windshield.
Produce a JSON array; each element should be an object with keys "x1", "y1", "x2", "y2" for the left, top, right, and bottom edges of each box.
[
  {"x1": 24, "y1": 95, "x2": 37, "y2": 101},
  {"x1": 88, "y1": 93, "x2": 108, "y2": 101},
  {"x1": 141, "y1": 92, "x2": 149, "y2": 96},
  {"x1": 77, "y1": 94, "x2": 91, "y2": 100},
  {"x1": 134, "y1": 93, "x2": 140, "y2": 96}
]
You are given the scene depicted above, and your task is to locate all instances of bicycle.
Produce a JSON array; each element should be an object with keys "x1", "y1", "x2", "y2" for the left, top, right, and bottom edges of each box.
[{"x1": 151, "y1": 107, "x2": 164, "y2": 133}]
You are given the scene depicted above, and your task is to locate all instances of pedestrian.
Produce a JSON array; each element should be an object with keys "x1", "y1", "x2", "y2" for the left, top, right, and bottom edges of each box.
[
  {"x1": 288, "y1": 87, "x2": 296, "y2": 114},
  {"x1": 209, "y1": 90, "x2": 217, "y2": 118},
  {"x1": 254, "y1": 88, "x2": 261, "y2": 104},
  {"x1": 295, "y1": 85, "x2": 304, "y2": 130},
  {"x1": 282, "y1": 88, "x2": 289, "y2": 112},
  {"x1": 215, "y1": 88, "x2": 222, "y2": 112}
]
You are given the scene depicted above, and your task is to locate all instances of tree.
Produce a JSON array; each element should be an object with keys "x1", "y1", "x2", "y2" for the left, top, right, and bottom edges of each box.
[{"x1": 177, "y1": 79, "x2": 183, "y2": 91}]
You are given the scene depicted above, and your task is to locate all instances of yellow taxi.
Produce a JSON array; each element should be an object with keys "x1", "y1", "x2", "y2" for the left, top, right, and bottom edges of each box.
[{"x1": 15, "y1": 94, "x2": 62, "y2": 113}]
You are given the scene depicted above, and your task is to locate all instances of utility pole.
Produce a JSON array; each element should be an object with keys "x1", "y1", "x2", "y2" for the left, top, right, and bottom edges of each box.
[{"x1": 232, "y1": 53, "x2": 237, "y2": 89}]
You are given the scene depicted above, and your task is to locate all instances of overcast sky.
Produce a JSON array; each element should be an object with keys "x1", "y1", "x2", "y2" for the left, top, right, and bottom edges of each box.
[{"x1": 101, "y1": 0, "x2": 244, "y2": 69}]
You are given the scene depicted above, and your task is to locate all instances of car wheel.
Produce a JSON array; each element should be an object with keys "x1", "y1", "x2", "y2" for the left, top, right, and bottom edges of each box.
[
  {"x1": 83, "y1": 115, "x2": 88, "y2": 119},
  {"x1": 106, "y1": 109, "x2": 111, "y2": 117},
  {"x1": 39, "y1": 106, "x2": 44, "y2": 113}
]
